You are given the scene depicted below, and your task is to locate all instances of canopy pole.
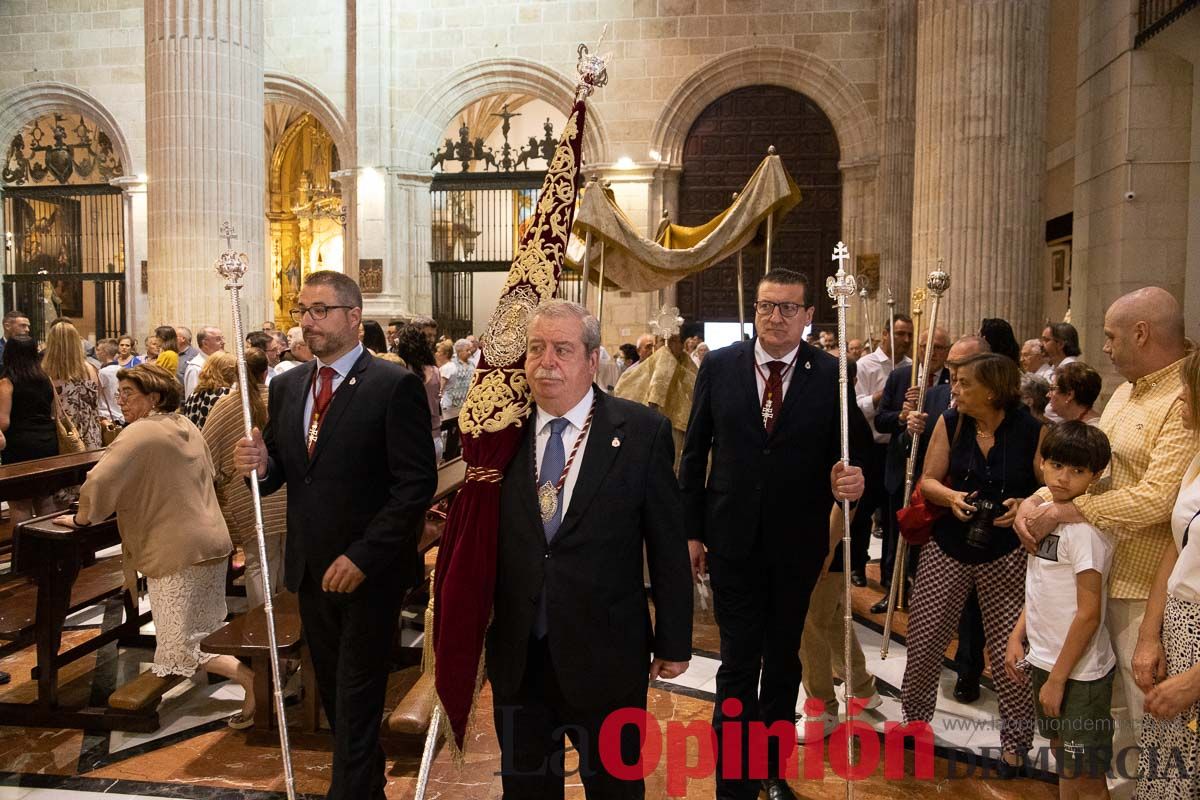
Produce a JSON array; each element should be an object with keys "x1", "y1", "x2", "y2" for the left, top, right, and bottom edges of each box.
[
  {"x1": 732, "y1": 193, "x2": 746, "y2": 338},
  {"x1": 580, "y1": 231, "x2": 593, "y2": 307},
  {"x1": 597, "y1": 240, "x2": 606, "y2": 327},
  {"x1": 764, "y1": 146, "x2": 777, "y2": 274}
]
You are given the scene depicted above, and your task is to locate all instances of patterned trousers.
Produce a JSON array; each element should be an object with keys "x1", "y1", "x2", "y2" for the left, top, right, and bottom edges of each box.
[{"x1": 900, "y1": 539, "x2": 1034, "y2": 755}]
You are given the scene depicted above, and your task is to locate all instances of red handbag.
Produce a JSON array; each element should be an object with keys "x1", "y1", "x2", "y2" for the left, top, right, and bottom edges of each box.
[{"x1": 896, "y1": 481, "x2": 944, "y2": 546}]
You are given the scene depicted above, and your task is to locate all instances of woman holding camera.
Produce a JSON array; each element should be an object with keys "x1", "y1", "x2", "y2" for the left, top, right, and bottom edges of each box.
[{"x1": 900, "y1": 353, "x2": 1047, "y2": 773}]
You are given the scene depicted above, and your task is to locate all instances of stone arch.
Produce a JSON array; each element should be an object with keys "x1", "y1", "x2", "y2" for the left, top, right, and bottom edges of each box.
[
  {"x1": 264, "y1": 71, "x2": 352, "y2": 159},
  {"x1": 0, "y1": 81, "x2": 134, "y2": 172},
  {"x1": 394, "y1": 58, "x2": 611, "y2": 172},
  {"x1": 650, "y1": 46, "x2": 877, "y2": 169}
]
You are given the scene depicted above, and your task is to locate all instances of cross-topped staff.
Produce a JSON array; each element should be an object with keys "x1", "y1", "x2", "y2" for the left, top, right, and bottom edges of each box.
[
  {"x1": 214, "y1": 223, "x2": 297, "y2": 800},
  {"x1": 881, "y1": 264, "x2": 950, "y2": 659},
  {"x1": 826, "y1": 241, "x2": 858, "y2": 800}
]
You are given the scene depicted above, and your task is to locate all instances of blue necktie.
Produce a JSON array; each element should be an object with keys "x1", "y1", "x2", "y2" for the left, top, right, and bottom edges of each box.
[
  {"x1": 533, "y1": 417, "x2": 569, "y2": 638},
  {"x1": 539, "y1": 417, "x2": 569, "y2": 543}
]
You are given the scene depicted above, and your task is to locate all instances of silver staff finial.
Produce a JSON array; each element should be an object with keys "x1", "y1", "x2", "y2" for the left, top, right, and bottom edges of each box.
[
  {"x1": 827, "y1": 241, "x2": 857, "y2": 303},
  {"x1": 927, "y1": 258, "x2": 950, "y2": 296},
  {"x1": 214, "y1": 222, "x2": 249, "y2": 288}
]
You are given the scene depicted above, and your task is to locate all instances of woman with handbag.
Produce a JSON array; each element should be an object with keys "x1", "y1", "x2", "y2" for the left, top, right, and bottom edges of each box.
[
  {"x1": 44, "y1": 321, "x2": 102, "y2": 451},
  {"x1": 0, "y1": 336, "x2": 60, "y2": 522},
  {"x1": 202, "y1": 348, "x2": 287, "y2": 611},
  {"x1": 900, "y1": 352, "x2": 1047, "y2": 775}
]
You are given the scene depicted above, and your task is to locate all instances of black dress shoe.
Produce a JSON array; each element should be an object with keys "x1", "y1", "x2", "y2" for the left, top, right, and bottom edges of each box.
[
  {"x1": 0, "y1": 671, "x2": 8, "y2": 685},
  {"x1": 762, "y1": 778, "x2": 798, "y2": 800},
  {"x1": 850, "y1": 570, "x2": 867, "y2": 587},
  {"x1": 993, "y1": 755, "x2": 1026, "y2": 779},
  {"x1": 953, "y1": 675, "x2": 980, "y2": 704},
  {"x1": 870, "y1": 595, "x2": 891, "y2": 614}
]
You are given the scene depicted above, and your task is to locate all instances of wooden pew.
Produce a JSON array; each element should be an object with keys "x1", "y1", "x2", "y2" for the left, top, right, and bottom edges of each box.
[
  {"x1": 199, "y1": 592, "x2": 320, "y2": 732},
  {"x1": 0, "y1": 449, "x2": 104, "y2": 559},
  {"x1": 0, "y1": 512, "x2": 156, "y2": 732}
]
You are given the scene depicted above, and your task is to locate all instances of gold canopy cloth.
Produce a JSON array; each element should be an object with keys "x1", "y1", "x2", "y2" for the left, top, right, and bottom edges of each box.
[{"x1": 569, "y1": 153, "x2": 802, "y2": 292}]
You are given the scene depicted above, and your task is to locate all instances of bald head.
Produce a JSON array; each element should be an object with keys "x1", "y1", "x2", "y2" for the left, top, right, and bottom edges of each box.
[{"x1": 1103, "y1": 287, "x2": 1187, "y2": 381}]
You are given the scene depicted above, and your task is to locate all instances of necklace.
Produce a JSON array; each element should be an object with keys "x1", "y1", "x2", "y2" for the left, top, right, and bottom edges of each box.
[
  {"x1": 535, "y1": 400, "x2": 596, "y2": 523},
  {"x1": 754, "y1": 348, "x2": 801, "y2": 428}
]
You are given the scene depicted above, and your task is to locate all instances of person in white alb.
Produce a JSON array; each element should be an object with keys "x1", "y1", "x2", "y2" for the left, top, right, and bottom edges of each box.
[
  {"x1": 182, "y1": 326, "x2": 226, "y2": 399},
  {"x1": 1006, "y1": 421, "x2": 1116, "y2": 799},
  {"x1": 848, "y1": 314, "x2": 913, "y2": 585}
]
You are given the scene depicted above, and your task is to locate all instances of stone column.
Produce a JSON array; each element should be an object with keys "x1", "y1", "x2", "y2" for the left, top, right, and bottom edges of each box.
[
  {"x1": 145, "y1": 0, "x2": 265, "y2": 331},
  {"x1": 875, "y1": 0, "x2": 917, "y2": 316},
  {"x1": 911, "y1": 0, "x2": 1048, "y2": 338}
]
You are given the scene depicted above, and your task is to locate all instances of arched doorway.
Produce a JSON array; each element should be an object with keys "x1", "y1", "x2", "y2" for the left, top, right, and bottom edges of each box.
[
  {"x1": 1, "y1": 111, "x2": 128, "y2": 343},
  {"x1": 675, "y1": 85, "x2": 842, "y2": 330},
  {"x1": 266, "y1": 106, "x2": 343, "y2": 329}
]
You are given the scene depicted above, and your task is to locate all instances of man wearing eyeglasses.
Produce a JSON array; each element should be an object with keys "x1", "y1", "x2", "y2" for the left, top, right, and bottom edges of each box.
[
  {"x1": 235, "y1": 270, "x2": 437, "y2": 800},
  {"x1": 679, "y1": 268, "x2": 869, "y2": 800}
]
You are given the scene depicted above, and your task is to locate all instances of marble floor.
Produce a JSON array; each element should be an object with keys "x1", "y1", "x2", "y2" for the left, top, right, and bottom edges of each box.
[{"x1": 0, "y1": 540, "x2": 1066, "y2": 799}]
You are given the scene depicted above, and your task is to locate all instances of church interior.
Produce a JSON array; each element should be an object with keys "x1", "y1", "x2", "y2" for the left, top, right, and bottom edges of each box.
[{"x1": 1, "y1": 0, "x2": 1199, "y2": 798}]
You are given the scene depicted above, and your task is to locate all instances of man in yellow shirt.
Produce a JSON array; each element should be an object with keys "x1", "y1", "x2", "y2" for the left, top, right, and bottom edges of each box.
[{"x1": 1017, "y1": 286, "x2": 1193, "y2": 791}]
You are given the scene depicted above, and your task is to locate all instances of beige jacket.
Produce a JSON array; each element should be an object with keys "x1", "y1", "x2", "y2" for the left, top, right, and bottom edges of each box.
[{"x1": 77, "y1": 413, "x2": 232, "y2": 591}]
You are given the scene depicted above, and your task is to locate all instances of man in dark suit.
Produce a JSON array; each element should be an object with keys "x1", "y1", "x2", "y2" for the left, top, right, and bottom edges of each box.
[
  {"x1": 680, "y1": 269, "x2": 868, "y2": 800},
  {"x1": 868, "y1": 326, "x2": 951, "y2": 614},
  {"x1": 898, "y1": 334, "x2": 989, "y2": 703},
  {"x1": 488, "y1": 300, "x2": 692, "y2": 799},
  {"x1": 0, "y1": 310, "x2": 30, "y2": 369},
  {"x1": 236, "y1": 270, "x2": 437, "y2": 800}
]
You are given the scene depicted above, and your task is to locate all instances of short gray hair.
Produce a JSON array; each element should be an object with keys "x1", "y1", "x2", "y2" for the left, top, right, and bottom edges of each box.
[{"x1": 529, "y1": 300, "x2": 601, "y2": 355}]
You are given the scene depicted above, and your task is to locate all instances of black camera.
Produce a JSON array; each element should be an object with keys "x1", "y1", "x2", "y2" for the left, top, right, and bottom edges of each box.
[{"x1": 964, "y1": 492, "x2": 1003, "y2": 549}]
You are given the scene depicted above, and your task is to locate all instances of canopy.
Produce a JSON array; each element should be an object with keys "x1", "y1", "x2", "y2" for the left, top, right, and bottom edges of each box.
[{"x1": 568, "y1": 153, "x2": 802, "y2": 292}]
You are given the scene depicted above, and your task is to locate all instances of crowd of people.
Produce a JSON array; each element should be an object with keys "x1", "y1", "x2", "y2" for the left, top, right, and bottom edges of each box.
[{"x1": 0, "y1": 272, "x2": 1197, "y2": 800}]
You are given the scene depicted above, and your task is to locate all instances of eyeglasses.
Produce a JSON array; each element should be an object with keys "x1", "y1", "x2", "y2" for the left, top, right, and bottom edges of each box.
[
  {"x1": 754, "y1": 300, "x2": 807, "y2": 318},
  {"x1": 289, "y1": 305, "x2": 354, "y2": 323}
]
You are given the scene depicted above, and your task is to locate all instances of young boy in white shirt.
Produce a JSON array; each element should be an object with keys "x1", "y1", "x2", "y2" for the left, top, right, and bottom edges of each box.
[{"x1": 1006, "y1": 420, "x2": 1115, "y2": 798}]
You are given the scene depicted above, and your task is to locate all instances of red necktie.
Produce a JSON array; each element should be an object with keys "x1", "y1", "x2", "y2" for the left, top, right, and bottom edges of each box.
[
  {"x1": 762, "y1": 360, "x2": 785, "y2": 435},
  {"x1": 308, "y1": 366, "x2": 337, "y2": 456}
]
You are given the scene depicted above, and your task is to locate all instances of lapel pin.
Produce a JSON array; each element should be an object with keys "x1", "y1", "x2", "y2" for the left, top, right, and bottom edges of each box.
[
  {"x1": 349, "y1": 377, "x2": 357, "y2": 386},
  {"x1": 805, "y1": 361, "x2": 811, "y2": 370},
  {"x1": 611, "y1": 436, "x2": 621, "y2": 448}
]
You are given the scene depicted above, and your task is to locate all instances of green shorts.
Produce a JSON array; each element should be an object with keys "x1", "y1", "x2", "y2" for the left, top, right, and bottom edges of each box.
[{"x1": 1030, "y1": 665, "x2": 1115, "y2": 777}]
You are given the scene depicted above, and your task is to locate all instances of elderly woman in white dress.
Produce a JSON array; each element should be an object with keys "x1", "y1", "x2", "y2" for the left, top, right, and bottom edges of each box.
[
  {"x1": 53, "y1": 363, "x2": 257, "y2": 729},
  {"x1": 1131, "y1": 349, "x2": 1200, "y2": 798}
]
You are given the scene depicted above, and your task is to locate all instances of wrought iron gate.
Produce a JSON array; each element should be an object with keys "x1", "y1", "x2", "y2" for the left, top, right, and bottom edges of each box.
[{"x1": 2, "y1": 184, "x2": 127, "y2": 342}]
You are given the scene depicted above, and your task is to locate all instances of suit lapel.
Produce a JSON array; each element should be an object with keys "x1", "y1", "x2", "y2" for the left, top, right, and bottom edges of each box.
[
  {"x1": 772, "y1": 341, "x2": 814, "y2": 439},
  {"x1": 739, "y1": 341, "x2": 767, "y2": 441},
  {"x1": 287, "y1": 360, "x2": 319, "y2": 458},
  {"x1": 510, "y1": 418, "x2": 541, "y2": 533},
  {"x1": 555, "y1": 388, "x2": 624, "y2": 542},
  {"x1": 307, "y1": 350, "x2": 373, "y2": 470}
]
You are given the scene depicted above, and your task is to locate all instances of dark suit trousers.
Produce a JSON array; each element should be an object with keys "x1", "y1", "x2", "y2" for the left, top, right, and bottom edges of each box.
[
  {"x1": 849, "y1": 443, "x2": 889, "y2": 573},
  {"x1": 298, "y1": 572, "x2": 403, "y2": 800},
  {"x1": 493, "y1": 636, "x2": 647, "y2": 800},
  {"x1": 709, "y1": 547, "x2": 818, "y2": 800}
]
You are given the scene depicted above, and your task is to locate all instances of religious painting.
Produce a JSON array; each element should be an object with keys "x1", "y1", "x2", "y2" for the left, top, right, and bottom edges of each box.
[
  {"x1": 1049, "y1": 244, "x2": 1070, "y2": 292},
  {"x1": 360, "y1": 259, "x2": 383, "y2": 294},
  {"x1": 856, "y1": 253, "x2": 880, "y2": 293}
]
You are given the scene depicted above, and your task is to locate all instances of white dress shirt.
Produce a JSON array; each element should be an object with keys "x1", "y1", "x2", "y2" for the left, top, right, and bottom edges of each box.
[
  {"x1": 854, "y1": 346, "x2": 911, "y2": 444},
  {"x1": 753, "y1": 340, "x2": 801, "y2": 403},
  {"x1": 300, "y1": 343, "x2": 364, "y2": 440},
  {"x1": 182, "y1": 351, "x2": 208, "y2": 399},
  {"x1": 534, "y1": 387, "x2": 595, "y2": 516},
  {"x1": 97, "y1": 363, "x2": 123, "y2": 423}
]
